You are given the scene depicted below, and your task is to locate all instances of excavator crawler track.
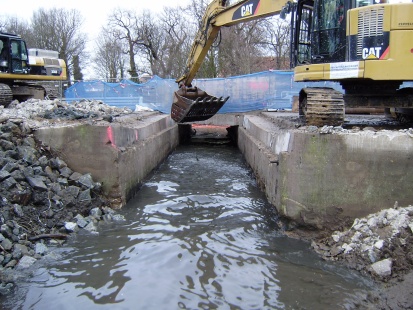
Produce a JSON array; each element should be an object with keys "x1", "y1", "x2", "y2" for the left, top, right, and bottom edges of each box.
[
  {"x1": 0, "y1": 83, "x2": 13, "y2": 107},
  {"x1": 299, "y1": 87, "x2": 345, "y2": 126}
]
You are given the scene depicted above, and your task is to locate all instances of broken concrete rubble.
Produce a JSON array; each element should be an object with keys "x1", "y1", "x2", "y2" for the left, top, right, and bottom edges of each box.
[
  {"x1": 312, "y1": 204, "x2": 413, "y2": 281},
  {"x1": 0, "y1": 99, "x2": 128, "y2": 294}
]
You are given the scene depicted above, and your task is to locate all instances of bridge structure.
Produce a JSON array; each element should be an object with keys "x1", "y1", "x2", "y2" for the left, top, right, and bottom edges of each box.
[{"x1": 34, "y1": 108, "x2": 413, "y2": 231}]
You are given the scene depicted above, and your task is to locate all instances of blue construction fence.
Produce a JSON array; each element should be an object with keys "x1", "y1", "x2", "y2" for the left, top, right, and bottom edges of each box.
[{"x1": 64, "y1": 71, "x2": 344, "y2": 113}]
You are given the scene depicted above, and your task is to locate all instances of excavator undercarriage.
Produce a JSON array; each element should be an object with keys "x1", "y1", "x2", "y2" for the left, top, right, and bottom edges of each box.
[{"x1": 0, "y1": 82, "x2": 50, "y2": 107}]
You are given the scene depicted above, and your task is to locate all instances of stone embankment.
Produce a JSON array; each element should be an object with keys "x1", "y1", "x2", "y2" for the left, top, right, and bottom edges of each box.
[{"x1": 0, "y1": 99, "x2": 130, "y2": 294}]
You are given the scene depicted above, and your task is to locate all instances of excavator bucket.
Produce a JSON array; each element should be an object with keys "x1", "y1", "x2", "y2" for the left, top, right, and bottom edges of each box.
[{"x1": 171, "y1": 87, "x2": 229, "y2": 123}]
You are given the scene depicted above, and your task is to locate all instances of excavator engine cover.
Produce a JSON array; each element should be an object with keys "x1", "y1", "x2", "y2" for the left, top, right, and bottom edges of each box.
[{"x1": 171, "y1": 87, "x2": 229, "y2": 123}]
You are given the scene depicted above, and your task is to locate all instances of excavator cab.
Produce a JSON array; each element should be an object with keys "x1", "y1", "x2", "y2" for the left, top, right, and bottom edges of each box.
[{"x1": 0, "y1": 34, "x2": 29, "y2": 74}]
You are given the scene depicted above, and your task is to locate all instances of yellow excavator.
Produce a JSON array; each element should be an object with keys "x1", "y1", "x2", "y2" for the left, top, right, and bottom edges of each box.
[
  {"x1": 171, "y1": 0, "x2": 413, "y2": 126},
  {"x1": 0, "y1": 32, "x2": 67, "y2": 106}
]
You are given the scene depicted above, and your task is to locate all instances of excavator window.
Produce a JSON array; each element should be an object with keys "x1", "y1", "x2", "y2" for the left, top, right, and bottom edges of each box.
[
  {"x1": 10, "y1": 39, "x2": 28, "y2": 74},
  {"x1": 0, "y1": 39, "x2": 7, "y2": 60},
  {"x1": 0, "y1": 39, "x2": 8, "y2": 72},
  {"x1": 297, "y1": 2, "x2": 313, "y2": 64},
  {"x1": 290, "y1": 0, "x2": 313, "y2": 67},
  {"x1": 311, "y1": 0, "x2": 347, "y2": 63}
]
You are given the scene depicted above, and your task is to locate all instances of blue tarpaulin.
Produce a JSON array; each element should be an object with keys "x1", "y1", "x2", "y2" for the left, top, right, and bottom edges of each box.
[{"x1": 64, "y1": 71, "x2": 343, "y2": 113}]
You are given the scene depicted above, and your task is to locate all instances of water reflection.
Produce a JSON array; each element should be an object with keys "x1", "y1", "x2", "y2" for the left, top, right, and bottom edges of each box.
[{"x1": 2, "y1": 144, "x2": 373, "y2": 309}]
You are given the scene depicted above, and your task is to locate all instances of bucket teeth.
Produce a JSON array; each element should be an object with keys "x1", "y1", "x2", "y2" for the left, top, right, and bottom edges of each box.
[{"x1": 171, "y1": 87, "x2": 229, "y2": 123}]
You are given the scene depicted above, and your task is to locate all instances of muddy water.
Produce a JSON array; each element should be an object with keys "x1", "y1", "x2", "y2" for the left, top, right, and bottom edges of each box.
[{"x1": 5, "y1": 144, "x2": 373, "y2": 309}]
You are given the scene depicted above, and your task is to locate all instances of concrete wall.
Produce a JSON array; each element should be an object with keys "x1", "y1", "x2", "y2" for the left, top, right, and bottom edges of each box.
[
  {"x1": 34, "y1": 113, "x2": 179, "y2": 208},
  {"x1": 33, "y1": 109, "x2": 413, "y2": 230},
  {"x1": 237, "y1": 114, "x2": 413, "y2": 229}
]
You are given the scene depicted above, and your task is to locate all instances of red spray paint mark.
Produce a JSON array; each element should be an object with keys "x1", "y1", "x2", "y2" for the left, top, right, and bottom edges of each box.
[{"x1": 106, "y1": 126, "x2": 117, "y2": 149}]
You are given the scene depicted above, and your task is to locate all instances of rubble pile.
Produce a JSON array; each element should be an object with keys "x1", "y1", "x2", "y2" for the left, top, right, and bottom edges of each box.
[
  {"x1": 0, "y1": 98, "x2": 133, "y2": 123},
  {"x1": 0, "y1": 100, "x2": 127, "y2": 293},
  {"x1": 303, "y1": 124, "x2": 413, "y2": 137},
  {"x1": 312, "y1": 204, "x2": 413, "y2": 280}
]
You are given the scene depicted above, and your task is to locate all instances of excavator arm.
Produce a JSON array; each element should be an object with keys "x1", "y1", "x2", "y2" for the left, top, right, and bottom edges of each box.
[{"x1": 171, "y1": 0, "x2": 290, "y2": 123}]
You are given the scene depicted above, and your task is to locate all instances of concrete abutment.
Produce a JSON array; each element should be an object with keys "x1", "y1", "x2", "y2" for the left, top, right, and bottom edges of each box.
[
  {"x1": 198, "y1": 113, "x2": 413, "y2": 230},
  {"x1": 35, "y1": 113, "x2": 179, "y2": 208},
  {"x1": 34, "y1": 111, "x2": 413, "y2": 231}
]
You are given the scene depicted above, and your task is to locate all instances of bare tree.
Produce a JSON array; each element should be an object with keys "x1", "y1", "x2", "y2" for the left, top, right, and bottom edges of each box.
[
  {"x1": 134, "y1": 10, "x2": 162, "y2": 76},
  {"x1": 187, "y1": 0, "x2": 211, "y2": 28},
  {"x1": 218, "y1": 20, "x2": 267, "y2": 76},
  {"x1": 31, "y1": 8, "x2": 87, "y2": 81},
  {"x1": 259, "y1": 17, "x2": 291, "y2": 70},
  {"x1": 182, "y1": 0, "x2": 272, "y2": 78},
  {"x1": 93, "y1": 28, "x2": 126, "y2": 81},
  {"x1": 108, "y1": 8, "x2": 144, "y2": 82},
  {"x1": 135, "y1": 6, "x2": 192, "y2": 79},
  {"x1": 0, "y1": 17, "x2": 33, "y2": 44},
  {"x1": 107, "y1": 6, "x2": 195, "y2": 82}
]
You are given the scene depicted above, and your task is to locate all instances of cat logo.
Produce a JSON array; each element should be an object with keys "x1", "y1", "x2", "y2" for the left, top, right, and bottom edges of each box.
[
  {"x1": 232, "y1": 0, "x2": 260, "y2": 20},
  {"x1": 362, "y1": 47, "x2": 382, "y2": 59},
  {"x1": 241, "y1": 4, "x2": 254, "y2": 16}
]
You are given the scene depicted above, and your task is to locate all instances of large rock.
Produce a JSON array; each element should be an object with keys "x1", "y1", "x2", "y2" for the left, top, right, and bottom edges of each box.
[
  {"x1": 77, "y1": 174, "x2": 95, "y2": 189},
  {"x1": 16, "y1": 255, "x2": 37, "y2": 269},
  {"x1": 64, "y1": 222, "x2": 79, "y2": 233},
  {"x1": 34, "y1": 243, "x2": 48, "y2": 256},
  {"x1": 26, "y1": 176, "x2": 48, "y2": 191},
  {"x1": 59, "y1": 186, "x2": 80, "y2": 207},
  {"x1": 17, "y1": 146, "x2": 38, "y2": 164},
  {"x1": 371, "y1": 258, "x2": 392, "y2": 277},
  {"x1": 0, "y1": 170, "x2": 10, "y2": 181}
]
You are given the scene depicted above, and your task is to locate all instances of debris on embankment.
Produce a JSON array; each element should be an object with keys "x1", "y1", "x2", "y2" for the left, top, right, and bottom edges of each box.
[
  {"x1": 312, "y1": 204, "x2": 413, "y2": 309},
  {"x1": 0, "y1": 99, "x2": 131, "y2": 294},
  {"x1": 312, "y1": 203, "x2": 413, "y2": 280}
]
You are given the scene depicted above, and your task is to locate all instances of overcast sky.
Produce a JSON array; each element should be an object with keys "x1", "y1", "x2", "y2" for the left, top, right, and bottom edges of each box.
[
  {"x1": 3, "y1": 0, "x2": 192, "y2": 40},
  {"x1": 2, "y1": 0, "x2": 193, "y2": 78}
]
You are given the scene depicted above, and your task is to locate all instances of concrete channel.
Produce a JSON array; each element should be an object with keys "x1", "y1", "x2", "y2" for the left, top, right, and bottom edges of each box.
[{"x1": 33, "y1": 111, "x2": 413, "y2": 230}]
